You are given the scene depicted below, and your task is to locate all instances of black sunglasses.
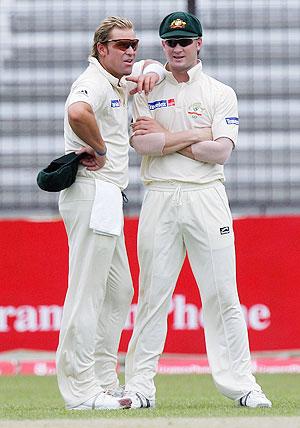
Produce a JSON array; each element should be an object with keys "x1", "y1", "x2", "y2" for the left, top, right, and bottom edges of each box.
[
  {"x1": 164, "y1": 38, "x2": 198, "y2": 48},
  {"x1": 105, "y1": 38, "x2": 139, "y2": 51}
]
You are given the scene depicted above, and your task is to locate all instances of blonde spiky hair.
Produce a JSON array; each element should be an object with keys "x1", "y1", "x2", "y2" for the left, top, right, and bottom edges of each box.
[{"x1": 91, "y1": 16, "x2": 134, "y2": 58}]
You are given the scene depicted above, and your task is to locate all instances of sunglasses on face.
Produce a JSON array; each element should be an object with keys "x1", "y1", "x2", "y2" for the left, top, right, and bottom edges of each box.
[
  {"x1": 105, "y1": 38, "x2": 139, "y2": 51},
  {"x1": 164, "y1": 38, "x2": 198, "y2": 48}
]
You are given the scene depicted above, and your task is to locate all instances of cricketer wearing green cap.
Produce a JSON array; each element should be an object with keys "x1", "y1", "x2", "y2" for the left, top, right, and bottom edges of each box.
[{"x1": 123, "y1": 10, "x2": 272, "y2": 410}]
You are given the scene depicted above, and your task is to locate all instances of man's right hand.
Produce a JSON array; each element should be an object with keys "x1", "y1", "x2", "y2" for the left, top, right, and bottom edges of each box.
[{"x1": 75, "y1": 146, "x2": 106, "y2": 171}]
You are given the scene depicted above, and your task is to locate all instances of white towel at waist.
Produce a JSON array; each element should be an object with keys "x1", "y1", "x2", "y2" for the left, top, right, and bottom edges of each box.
[{"x1": 89, "y1": 179, "x2": 123, "y2": 237}]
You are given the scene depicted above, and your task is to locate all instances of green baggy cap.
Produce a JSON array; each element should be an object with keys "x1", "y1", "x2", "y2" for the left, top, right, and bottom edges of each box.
[
  {"x1": 37, "y1": 152, "x2": 85, "y2": 192},
  {"x1": 159, "y1": 11, "x2": 202, "y2": 39}
]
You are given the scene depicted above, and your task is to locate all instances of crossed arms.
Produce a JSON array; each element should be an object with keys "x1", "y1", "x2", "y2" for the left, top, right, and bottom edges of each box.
[{"x1": 131, "y1": 116, "x2": 234, "y2": 165}]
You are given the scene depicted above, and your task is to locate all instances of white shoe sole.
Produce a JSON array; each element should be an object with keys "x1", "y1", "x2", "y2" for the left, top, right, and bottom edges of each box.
[{"x1": 68, "y1": 396, "x2": 132, "y2": 410}]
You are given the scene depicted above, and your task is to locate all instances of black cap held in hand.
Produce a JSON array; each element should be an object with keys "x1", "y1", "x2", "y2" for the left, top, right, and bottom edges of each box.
[
  {"x1": 37, "y1": 152, "x2": 85, "y2": 192},
  {"x1": 159, "y1": 11, "x2": 202, "y2": 39}
]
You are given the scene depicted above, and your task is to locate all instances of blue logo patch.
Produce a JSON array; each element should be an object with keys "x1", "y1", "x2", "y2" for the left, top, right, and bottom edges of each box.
[
  {"x1": 225, "y1": 117, "x2": 239, "y2": 125},
  {"x1": 111, "y1": 99, "x2": 121, "y2": 108},
  {"x1": 148, "y1": 99, "x2": 168, "y2": 110}
]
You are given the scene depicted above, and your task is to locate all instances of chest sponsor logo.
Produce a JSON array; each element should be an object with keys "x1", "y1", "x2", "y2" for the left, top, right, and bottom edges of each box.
[
  {"x1": 148, "y1": 99, "x2": 176, "y2": 110},
  {"x1": 111, "y1": 99, "x2": 121, "y2": 108},
  {"x1": 187, "y1": 102, "x2": 205, "y2": 118},
  {"x1": 225, "y1": 117, "x2": 239, "y2": 125}
]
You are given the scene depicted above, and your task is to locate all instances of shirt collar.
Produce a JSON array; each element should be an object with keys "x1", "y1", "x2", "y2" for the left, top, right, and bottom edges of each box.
[
  {"x1": 88, "y1": 56, "x2": 126, "y2": 89},
  {"x1": 165, "y1": 60, "x2": 203, "y2": 84},
  {"x1": 187, "y1": 60, "x2": 203, "y2": 81}
]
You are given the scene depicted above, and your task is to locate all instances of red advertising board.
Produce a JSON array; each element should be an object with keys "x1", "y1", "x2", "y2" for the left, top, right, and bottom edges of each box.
[{"x1": 1, "y1": 217, "x2": 300, "y2": 353}]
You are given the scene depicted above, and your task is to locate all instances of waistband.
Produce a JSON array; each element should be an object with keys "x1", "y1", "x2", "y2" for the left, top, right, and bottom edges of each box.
[
  {"x1": 145, "y1": 179, "x2": 222, "y2": 192},
  {"x1": 75, "y1": 176, "x2": 123, "y2": 190},
  {"x1": 75, "y1": 176, "x2": 95, "y2": 184}
]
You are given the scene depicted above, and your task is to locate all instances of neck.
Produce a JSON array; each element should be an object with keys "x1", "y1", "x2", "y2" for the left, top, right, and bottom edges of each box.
[
  {"x1": 171, "y1": 69, "x2": 189, "y2": 83},
  {"x1": 166, "y1": 60, "x2": 199, "y2": 83},
  {"x1": 98, "y1": 58, "x2": 122, "y2": 80}
]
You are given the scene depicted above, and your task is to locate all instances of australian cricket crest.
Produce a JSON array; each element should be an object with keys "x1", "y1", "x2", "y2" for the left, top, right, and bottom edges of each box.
[
  {"x1": 187, "y1": 102, "x2": 205, "y2": 119},
  {"x1": 170, "y1": 19, "x2": 187, "y2": 29}
]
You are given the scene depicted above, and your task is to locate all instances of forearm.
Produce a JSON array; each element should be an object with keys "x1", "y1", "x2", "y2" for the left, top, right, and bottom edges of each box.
[
  {"x1": 127, "y1": 60, "x2": 165, "y2": 95},
  {"x1": 178, "y1": 137, "x2": 234, "y2": 165},
  {"x1": 131, "y1": 130, "x2": 201, "y2": 156},
  {"x1": 131, "y1": 133, "x2": 165, "y2": 156},
  {"x1": 68, "y1": 102, "x2": 106, "y2": 153},
  {"x1": 131, "y1": 127, "x2": 213, "y2": 156},
  {"x1": 163, "y1": 127, "x2": 213, "y2": 155},
  {"x1": 143, "y1": 59, "x2": 161, "y2": 67}
]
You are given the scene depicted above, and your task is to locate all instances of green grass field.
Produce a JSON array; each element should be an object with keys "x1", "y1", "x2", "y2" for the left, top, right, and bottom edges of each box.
[{"x1": 0, "y1": 373, "x2": 299, "y2": 420}]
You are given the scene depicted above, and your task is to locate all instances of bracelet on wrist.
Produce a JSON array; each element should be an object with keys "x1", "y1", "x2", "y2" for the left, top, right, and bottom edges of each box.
[{"x1": 95, "y1": 147, "x2": 107, "y2": 157}]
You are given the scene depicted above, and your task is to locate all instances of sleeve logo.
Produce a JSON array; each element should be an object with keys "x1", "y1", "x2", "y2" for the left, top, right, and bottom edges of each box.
[
  {"x1": 225, "y1": 117, "x2": 239, "y2": 125},
  {"x1": 74, "y1": 89, "x2": 88, "y2": 96}
]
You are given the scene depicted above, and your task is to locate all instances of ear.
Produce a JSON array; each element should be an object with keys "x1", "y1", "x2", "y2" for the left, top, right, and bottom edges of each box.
[
  {"x1": 97, "y1": 42, "x2": 107, "y2": 57},
  {"x1": 197, "y1": 38, "x2": 203, "y2": 52}
]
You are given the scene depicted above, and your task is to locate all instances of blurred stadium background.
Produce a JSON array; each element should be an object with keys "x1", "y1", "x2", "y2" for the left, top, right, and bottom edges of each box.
[{"x1": 0, "y1": 0, "x2": 300, "y2": 218}]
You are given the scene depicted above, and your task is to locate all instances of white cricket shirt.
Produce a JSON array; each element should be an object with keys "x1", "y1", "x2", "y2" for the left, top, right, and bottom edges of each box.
[
  {"x1": 64, "y1": 56, "x2": 144, "y2": 190},
  {"x1": 132, "y1": 61, "x2": 239, "y2": 185}
]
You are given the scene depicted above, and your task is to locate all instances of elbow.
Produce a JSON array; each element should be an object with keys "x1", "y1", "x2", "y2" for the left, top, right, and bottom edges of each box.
[
  {"x1": 217, "y1": 149, "x2": 232, "y2": 165},
  {"x1": 215, "y1": 138, "x2": 234, "y2": 164},
  {"x1": 217, "y1": 155, "x2": 227, "y2": 165},
  {"x1": 133, "y1": 146, "x2": 145, "y2": 155},
  {"x1": 130, "y1": 137, "x2": 145, "y2": 155}
]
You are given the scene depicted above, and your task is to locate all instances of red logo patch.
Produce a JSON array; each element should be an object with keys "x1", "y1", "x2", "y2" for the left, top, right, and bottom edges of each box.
[{"x1": 168, "y1": 98, "x2": 175, "y2": 106}]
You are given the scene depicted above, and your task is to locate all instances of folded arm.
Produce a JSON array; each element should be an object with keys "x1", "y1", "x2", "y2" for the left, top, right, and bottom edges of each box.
[
  {"x1": 130, "y1": 116, "x2": 213, "y2": 155},
  {"x1": 178, "y1": 137, "x2": 234, "y2": 165}
]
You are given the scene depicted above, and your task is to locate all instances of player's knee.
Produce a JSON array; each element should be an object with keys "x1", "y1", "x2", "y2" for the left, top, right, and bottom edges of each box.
[{"x1": 204, "y1": 284, "x2": 239, "y2": 310}]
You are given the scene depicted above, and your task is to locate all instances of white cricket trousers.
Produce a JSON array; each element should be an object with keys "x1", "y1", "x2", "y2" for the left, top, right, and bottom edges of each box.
[
  {"x1": 125, "y1": 180, "x2": 261, "y2": 401},
  {"x1": 57, "y1": 178, "x2": 133, "y2": 408}
]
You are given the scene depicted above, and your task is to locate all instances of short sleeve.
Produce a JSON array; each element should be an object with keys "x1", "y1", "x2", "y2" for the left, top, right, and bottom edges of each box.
[
  {"x1": 212, "y1": 85, "x2": 239, "y2": 146},
  {"x1": 67, "y1": 80, "x2": 104, "y2": 111}
]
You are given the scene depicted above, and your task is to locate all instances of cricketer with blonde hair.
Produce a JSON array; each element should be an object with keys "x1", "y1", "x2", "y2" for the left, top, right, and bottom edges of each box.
[{"x1": 56, "y1": 16, "x2": 165, "y2": 411}]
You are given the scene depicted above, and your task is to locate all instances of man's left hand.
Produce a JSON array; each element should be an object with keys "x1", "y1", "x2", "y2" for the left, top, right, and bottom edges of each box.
[{"x1": 126, "y1": 73, "x2": 160, "y2": 96}]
